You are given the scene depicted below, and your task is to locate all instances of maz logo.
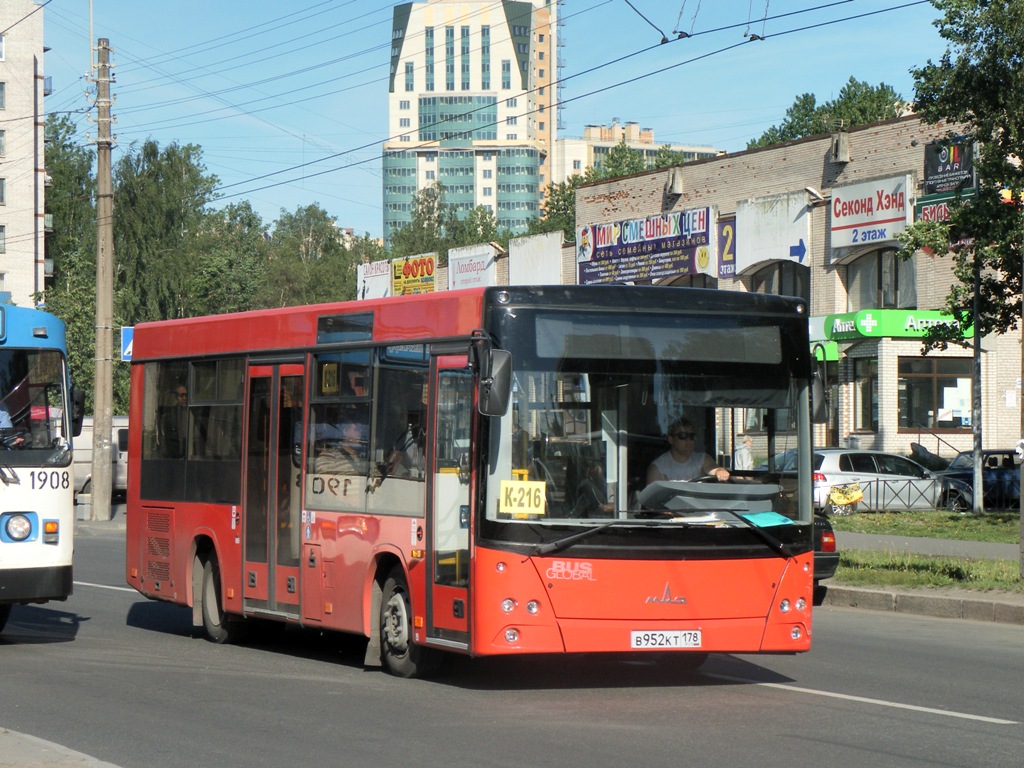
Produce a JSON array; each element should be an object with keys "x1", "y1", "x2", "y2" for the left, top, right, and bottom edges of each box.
[{"x1": 646, "y1": 582, "x2": 687, "y2": 605}]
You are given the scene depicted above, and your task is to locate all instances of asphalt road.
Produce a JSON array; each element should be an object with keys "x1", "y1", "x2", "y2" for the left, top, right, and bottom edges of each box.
[{"x1": 1, "y1": 520, "x2": 1023, "y2": 768}]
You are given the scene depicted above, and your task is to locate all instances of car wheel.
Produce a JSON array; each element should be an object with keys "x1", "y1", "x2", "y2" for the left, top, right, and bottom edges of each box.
[{"x1": 946, "y1": 490, "x2": 969, "y2": 515}]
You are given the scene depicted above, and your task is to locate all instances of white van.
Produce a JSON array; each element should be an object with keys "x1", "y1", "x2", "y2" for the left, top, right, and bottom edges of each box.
[{"x1": 74, "y1": 416, "x2": 129, "y2": 499}]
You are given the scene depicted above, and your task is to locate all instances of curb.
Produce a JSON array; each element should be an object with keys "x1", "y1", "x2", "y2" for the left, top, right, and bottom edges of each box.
[
  {"x1": 0, "y1": 729, "x2": 122, "y2": 768},
  {"x1": 821, "y1": 585, "x2": 1024, "y2": 625}
]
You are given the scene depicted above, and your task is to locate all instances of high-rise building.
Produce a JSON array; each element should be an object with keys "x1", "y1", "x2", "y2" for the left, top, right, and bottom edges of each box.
[
  {"x1": 384, "y1": 0, "x2": 556, "y2": 243},
  {"x1": 0, "y1": 0, "x2": 48, "y2": 306}
]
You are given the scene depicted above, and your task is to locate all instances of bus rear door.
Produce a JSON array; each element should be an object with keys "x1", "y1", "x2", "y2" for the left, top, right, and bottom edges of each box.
[{"x1": 242, "y1": 364, "x2": 304, "y2": 622}]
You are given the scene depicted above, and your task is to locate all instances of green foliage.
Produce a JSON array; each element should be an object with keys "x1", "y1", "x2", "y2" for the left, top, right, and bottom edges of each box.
[
  {"x1": 390, "y1": 183, "x2": 513, "y2": 263},
  {"x1": 830, "y1": 510, "x2": 1020, "y2": 544},
  {"x1": 747, "y1": 77, "x2": 905, "y2": 149},
  {"x1": 113, "y1": 139, "x2": 220, "y2": 324},
  {"x1": 897, "y1": 0, "x2": 1024, "y2": 351},
  {"x1": 41, "y1": 116, "x2": 101, "y2": 410},
  {"x1": 258, "y1": 203, "x2": 358, "y2": 307}
]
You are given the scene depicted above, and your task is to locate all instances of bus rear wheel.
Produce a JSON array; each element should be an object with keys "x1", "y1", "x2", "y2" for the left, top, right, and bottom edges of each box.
[
  {"x1": 201, "y1": 555, "x2": 243, "y2": 644},
  {"x1": 379, "y1": 566, "x2": 438, "y2": 678}
]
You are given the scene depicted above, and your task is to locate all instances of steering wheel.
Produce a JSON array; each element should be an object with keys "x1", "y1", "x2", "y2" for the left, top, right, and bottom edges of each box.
[
  {"x1": 692, "y1": 474, "x2": 720, "y2": 483},
  {"x1": 0, "y1": 432, "x2": 26, "y2": 449}
]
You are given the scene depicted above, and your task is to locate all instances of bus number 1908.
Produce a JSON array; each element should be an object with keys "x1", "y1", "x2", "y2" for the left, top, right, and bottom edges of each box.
[{"x1": 30, "y1": 470, "x2": 71, "y2": 490}]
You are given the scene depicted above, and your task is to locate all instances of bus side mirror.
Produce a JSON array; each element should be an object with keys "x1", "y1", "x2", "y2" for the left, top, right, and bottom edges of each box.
[
  {"x1": 479, "y1": 349, "x2": 512, "y2": 417},
  {"x1": 71, "y1": 387, "x2": 85, "y2": 437}
]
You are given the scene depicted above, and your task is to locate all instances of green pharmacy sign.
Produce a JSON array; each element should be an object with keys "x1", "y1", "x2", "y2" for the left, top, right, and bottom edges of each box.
[{"x1": 825, "y1": 309, "x2": 973, "y2": 341}]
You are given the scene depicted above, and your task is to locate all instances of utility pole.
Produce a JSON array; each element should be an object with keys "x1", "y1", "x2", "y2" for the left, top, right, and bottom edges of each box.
[{"x1": 90, "y1": 38, "x2": 114, "y2": 522}]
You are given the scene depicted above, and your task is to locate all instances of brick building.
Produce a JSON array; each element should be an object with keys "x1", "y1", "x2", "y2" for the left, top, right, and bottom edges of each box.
[{"x1": 568, "y1": 114, "x2": 1020, "y2": 459}]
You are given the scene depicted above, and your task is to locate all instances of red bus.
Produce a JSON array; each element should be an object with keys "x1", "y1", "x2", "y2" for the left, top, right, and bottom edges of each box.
[{"x1": 126, "y1": 285, "x2": 818, "y2": 676}]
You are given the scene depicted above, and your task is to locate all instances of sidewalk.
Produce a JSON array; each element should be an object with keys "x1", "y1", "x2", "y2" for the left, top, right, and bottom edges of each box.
[
  {"x1": 825, "y1": 530, "x2": 1024, "y2": 625},
  {"x1": 0, "y1": 729, "x2": 121, "y2": 768}
]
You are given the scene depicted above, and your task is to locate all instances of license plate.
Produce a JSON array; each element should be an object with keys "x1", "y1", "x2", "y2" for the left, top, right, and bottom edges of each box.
[{"x1": 630, "y1": 630, "x2": 702, "y2": 649}]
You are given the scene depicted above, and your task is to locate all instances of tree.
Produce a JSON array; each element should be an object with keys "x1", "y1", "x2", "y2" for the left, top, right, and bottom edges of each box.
[
  {"x1": 113, "y1": 139, "x2": 220, "y2": 324},
  {"x1": 189, "y1": 202, "x2": 270, "y2": 315},
  {"x1": 894, "y1": 0, "x2": 1024, "y2": 563},
  {"x1": 257, "y1": 203, "x2": 357, "y2": 307},
  {"x1": 591, "y1": 140, "x2": 647, "y2": 179},
  {"x1": 747, "y1": 78, "x2": 905, "y2": 149},
  {"x1": 41, "y1": 116, "x2": 105, "y2": 410}
]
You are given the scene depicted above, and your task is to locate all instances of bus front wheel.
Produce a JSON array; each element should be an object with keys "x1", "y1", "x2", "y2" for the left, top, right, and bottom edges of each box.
[
  {"x1": 201, "y1": 556, "x2": 243, "y2": 644},
  {"x1": 379, "y1": 566, "x2": 438, "y2": 678}
]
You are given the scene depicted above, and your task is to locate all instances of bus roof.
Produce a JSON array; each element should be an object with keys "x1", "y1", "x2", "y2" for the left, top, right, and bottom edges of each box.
[
  {"x1": 0, "y1": 303, "x2": 68, "y2": 350},
  {"x1": 131, "y1": 284, "x2": 808, "y2": 362}
]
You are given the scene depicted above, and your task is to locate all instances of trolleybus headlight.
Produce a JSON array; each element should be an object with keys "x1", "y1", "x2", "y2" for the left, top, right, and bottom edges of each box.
[
  {"x1": 501, "y1": 598, "x2": 516, "y2": 613},
  {"x1": 6, "y1": 514, "x2": 32, "y2": 541}
]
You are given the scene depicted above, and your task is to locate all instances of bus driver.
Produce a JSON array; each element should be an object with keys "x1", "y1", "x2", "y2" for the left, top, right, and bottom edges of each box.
[{"x1": 647, "y1": 416, "x2": 730, "y2": 484}]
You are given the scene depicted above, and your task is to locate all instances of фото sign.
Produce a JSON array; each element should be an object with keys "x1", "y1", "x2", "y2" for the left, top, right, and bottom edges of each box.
[
  {"x1": 830, "y1": 175, "x2": 912, "y2": 256},
  {"x1": 576, "y1": 207, "x2": 715, "y2": 285}
]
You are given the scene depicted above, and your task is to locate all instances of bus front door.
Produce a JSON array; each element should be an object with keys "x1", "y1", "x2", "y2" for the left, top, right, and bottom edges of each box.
[
  {"x1": 426, "y1": 358, "x2": 474, "y2": 648},
  {"x1": 243, "y1": 364, "x2": 304, "y2": 621}
]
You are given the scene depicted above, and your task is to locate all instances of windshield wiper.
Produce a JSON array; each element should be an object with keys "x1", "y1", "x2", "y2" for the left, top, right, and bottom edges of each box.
[
  {"x1": 527, "y1": 520, "x2": 622, "y2": 557},
  {"x1": 708, "y1": 508, "x2": 795, "y2": 559}
]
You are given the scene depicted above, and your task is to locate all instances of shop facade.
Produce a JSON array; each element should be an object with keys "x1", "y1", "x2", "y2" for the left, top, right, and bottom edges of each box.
[{"x1": 567, "y1": 115, "x2": 1021, "y2": 462}]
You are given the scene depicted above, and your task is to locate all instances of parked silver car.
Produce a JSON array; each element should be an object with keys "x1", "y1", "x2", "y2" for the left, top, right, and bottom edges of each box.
[{"x1": 812, "y1": 448, "x2": 971, "y2": 513}]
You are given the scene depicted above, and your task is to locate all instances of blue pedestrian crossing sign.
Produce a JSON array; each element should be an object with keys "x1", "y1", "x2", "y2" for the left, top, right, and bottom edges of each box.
[{"x1": 121, "y1": 327, "x2": 134, "y2": 361}]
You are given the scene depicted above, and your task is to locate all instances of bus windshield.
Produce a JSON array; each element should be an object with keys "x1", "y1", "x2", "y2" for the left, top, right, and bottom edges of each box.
[
  {"x1": 484, "y1": 306, "x2": 812, "y2": 548},
  {"x1": 0, "y1": 349, "x2": 72, "y2": 467}
]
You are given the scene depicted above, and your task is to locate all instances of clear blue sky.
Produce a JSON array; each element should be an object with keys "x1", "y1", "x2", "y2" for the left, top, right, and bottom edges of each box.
[{"x1": 38, "y1": 0, "x2": 945, "y2": 238}]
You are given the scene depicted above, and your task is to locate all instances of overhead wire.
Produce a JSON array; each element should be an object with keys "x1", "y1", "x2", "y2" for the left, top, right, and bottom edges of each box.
[{"x1": 214, "y1": 0, "x2": 931, "y2": 203}]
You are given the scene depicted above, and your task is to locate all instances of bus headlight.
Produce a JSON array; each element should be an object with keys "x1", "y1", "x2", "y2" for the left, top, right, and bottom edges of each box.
[{"x1": 6, "y1": 514, "x2": 32, "y2": 541}]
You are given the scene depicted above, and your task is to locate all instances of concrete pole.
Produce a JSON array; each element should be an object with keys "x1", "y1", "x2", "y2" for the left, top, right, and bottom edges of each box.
[{"x1": 90, "y1": 39, "x2": 114, "y2": 522}]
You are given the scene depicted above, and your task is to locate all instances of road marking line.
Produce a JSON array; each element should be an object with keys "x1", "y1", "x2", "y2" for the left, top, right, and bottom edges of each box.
[
  {"x1": 74, "y1": 580, "x2": 136, "y2": 593},
  {"x1": 708, "y1": 673, "x2": 1018, "y2": 724}
]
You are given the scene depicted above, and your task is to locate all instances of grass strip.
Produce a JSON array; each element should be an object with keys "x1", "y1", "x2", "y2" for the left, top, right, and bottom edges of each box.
[
  {"x1": 829, "y1": 510, "x2": 1020, "y2": 544},
  {"x1": 835, "y1": 549, "x2": 1024, "y2": 592}
]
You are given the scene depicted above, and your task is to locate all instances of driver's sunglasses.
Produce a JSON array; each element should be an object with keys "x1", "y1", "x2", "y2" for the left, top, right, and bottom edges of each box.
[{"x1": 671, "y1": 431, "x2": 696, "y2": 440}]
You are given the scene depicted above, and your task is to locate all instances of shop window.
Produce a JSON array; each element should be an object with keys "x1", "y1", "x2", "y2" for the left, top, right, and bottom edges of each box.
[
  {"x1": 898, "y1": 357, "x2": 971, "y2": 430},
  {"x1": 671, "y1": 274, "x2": 718, "y2": 289},
  {"x1": 751, "y1": 261, "x2": 809, "y2": 302},
  {"x1": 853, "y1": 358, "x2": 878, "y2": 432},
  {"x1": 847, "y1": 248, "x2": 916, "y2": 311}
]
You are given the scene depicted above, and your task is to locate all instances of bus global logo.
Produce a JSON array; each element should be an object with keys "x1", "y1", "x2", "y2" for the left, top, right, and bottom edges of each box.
[{"x1": 545, "y1": 561, "x2": 595, "y2": 581}]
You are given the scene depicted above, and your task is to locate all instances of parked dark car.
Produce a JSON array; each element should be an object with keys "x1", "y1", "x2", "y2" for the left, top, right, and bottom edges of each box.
[
  {"x1": 934, "y1": 450, "x2": 1020, "y2": 509},
  {"x1": 814, "y1": 514, "x2": 838, "y2": 584}
]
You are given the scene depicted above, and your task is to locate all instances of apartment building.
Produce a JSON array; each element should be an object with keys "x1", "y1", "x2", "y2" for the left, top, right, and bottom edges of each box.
[
  {"x1": 550, "y1": 119, "x2": 721, "y2": 183},
  {"x1": 383, "y1": 0, "x2": 557, "y2": 242},
  {"x1": 0, "y1": 0, "x2": 48, "y2": 306}
]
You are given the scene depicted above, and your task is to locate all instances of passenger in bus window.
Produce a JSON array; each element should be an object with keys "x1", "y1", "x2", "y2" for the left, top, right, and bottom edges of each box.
[
  {"x1": 647, "y1": 416, "x2": 729, "y2": 484},
  {"x1": 159, "y1": 384, "x2": 189, "y2": 458},
  {"x1": 309, "y1": 406, "x2": 368, "y2": 475}
]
